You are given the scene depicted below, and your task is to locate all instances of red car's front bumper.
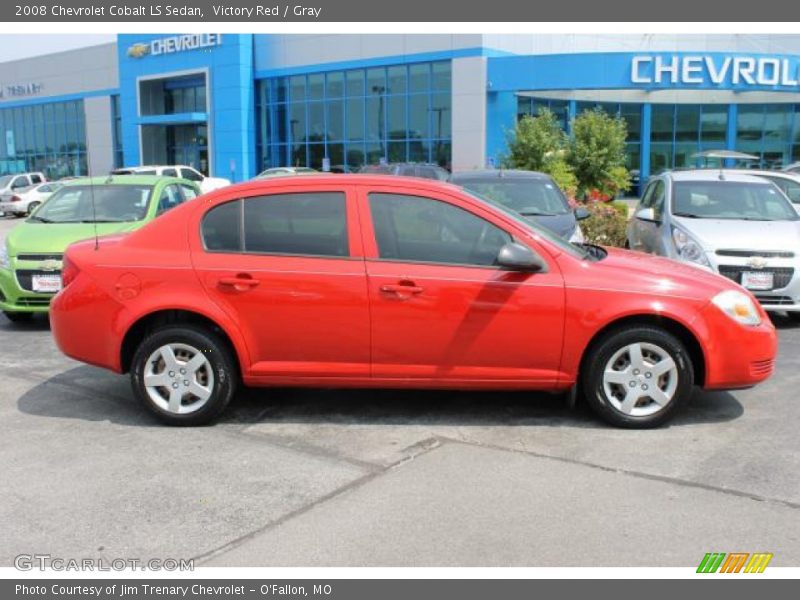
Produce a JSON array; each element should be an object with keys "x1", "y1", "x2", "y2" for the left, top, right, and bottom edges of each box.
[{"x1": 697, "y1": 302, "x2": 778, "y2": 390}]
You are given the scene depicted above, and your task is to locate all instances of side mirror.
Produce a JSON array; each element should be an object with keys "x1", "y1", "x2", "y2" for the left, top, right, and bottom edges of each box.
[
  {"x1": 496, "y1": 242, "x2": 547, "y2": 272},
  {"x1": 635, "y1": 207, "x2": 658, "y2": 222},
  {"x1": 574, "y1": 207, "x2": 591, "y2": 221}
]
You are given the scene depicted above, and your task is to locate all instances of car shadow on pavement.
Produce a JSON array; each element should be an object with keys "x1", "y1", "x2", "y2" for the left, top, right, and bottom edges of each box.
[
  {"x1": 0, "y1": 313, "x2": 52, "y2": 331},
  {"x1": 16, "y1": 364, "x2": 744, "y2": 430}
]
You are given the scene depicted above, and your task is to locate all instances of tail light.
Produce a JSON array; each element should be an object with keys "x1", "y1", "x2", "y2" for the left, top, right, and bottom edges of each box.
[
  {"x1": 9, "y1": 195, "x2": 21, "y2": 202},
  {"x1": 61, "y1": 254, "x2": 79, "y2": 287}
]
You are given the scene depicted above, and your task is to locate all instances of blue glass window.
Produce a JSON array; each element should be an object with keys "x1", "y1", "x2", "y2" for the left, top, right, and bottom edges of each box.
[{"x1": 257, "y1": 61, "x2": 452, "y2": 171}]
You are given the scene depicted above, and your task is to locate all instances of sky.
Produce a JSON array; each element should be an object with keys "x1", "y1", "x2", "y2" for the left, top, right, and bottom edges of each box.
[{"x1": 0, "y1": 34, "x2": 116, "y2": 63}]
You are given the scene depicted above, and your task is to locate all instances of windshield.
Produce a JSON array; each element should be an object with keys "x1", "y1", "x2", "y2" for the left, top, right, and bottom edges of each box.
[
  {"x1": 0, "y1": 175, "x2": 12, "y2": 189},
  {"x1": 462, "y1": 189, "x2": 589, "y2": 260},
  {"x1": 456, "y1": 178, "x2": 570, "y2": 216},
  {"x1": 30, "y1": 185, "x2": 154, "y2": 223},
  {"x1": 672, "y1": 181, "x2": 798, "y2": 221}
]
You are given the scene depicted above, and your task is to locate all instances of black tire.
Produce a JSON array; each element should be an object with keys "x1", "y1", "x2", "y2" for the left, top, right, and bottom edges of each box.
[
  {"x1": 581, "y1": 326, "x2": 694, "y2": 428},
  {"x1": 130, "y1": 325, "x2": 238, "y2": 426},
  {"x1": 786, "y1": 312, "x2": 800, "y2": 323},
  {"x1": 26, "y1": 202, "x2": 40, "y2": 216},
  {"x1": 3, "y1": 311, "x2": 34, "y2": 323}
]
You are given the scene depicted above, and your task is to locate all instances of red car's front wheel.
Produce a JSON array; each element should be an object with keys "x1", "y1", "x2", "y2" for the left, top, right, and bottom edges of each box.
[{"x1": 582, "y1": 326, "x2": 694, "y2": 428}]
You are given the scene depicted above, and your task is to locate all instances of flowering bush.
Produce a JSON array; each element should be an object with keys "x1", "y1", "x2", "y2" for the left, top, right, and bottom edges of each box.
[{"x1": 579, "y1": 200, "x2": 629, "y2": 247}]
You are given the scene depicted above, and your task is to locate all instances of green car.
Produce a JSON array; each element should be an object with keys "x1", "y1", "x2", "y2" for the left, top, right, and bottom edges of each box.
[{"x1": 0, "y1": 175, "x2": 200, "y2": 322}]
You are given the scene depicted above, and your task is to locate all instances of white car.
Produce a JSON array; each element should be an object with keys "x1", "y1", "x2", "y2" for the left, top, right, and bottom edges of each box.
[
  {"x1": 256, "y1": 166, "x2": 318, "y2": 178},
  {"x1": 737, "y1": 169, "x2": 800, "y2": 212},
  {"x1": 627, "y1": 169, "x2": 800, "y2": 318},
  {"x1": 0, "y1": 181, "x2": 62, "y2": 217},
  {"x1": 0, "y1": 172, "x2": 47, "y2": 213},
  {"x1": 110, "y1": 165, "x2": 230, "y2": 194}
]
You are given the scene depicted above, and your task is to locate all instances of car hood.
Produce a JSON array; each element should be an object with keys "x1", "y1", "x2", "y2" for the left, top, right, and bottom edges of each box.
[
  {"x1": 5, "y1": 221, "x2": 141, "y2": 256},
  {"x1": 673, "y1": 216, "x2": 800, "y2": 251},
  {"x1": 523, "y1": 212, "x2": 576, "y2": 239},
  {"x1": 586, "y1": 246, "x2": 738, "y2": 300}
]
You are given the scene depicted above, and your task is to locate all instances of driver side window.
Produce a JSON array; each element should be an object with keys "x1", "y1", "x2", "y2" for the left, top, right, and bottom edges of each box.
[
  {"x1": 368, "y1": 193, "x2": 511, "y2": 267},
  {"x1": 156, "y1": 184, "x2": 183, "y2": 216}
]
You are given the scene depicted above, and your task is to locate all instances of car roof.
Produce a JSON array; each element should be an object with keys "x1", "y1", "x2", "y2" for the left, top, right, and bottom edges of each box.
[
  {"x1": 663, "y1": 169, "x2": 776, "y2": 184},
  {"x1": 451, "y1": 169, "x2": 550, "y2": 180},
  {"x1": 206, "y1": 173, "x2": 461, "y2": 197},
  {"x1": 62, "y1": 175, "x2": 190, "y2": 186},
  {"x1": 115, "y1": 165, "x2": 194, "y2": 171},
  {"x1": 721, "y1": 169, "x2": 800, "y2": 181}
]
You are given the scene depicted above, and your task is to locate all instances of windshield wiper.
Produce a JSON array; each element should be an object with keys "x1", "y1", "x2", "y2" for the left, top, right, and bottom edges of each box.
[
  {"x1": 672, "y1": 212, "x2": 703, "y2": 218},
  {"x1": 27, "y1": 215, "x2": 53, "y2": 223},
  {"x1": 518, "y1": 210, "x2": 561, "y2": 217},
  {"x1": 573, "y1": 243, "x2": 608, "y2": 261},
  {"x1": 81, "y1": 219, "x2": 124, "y2": 223}
]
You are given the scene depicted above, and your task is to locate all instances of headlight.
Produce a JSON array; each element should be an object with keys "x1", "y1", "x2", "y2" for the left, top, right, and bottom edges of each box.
[
  {"x1": 0, "y1": 244, "x2": 9, "y2": 270},
  {"x1": 671, "y1": 226, "x2": 710, "y2": 267},
  {"x1": 712, "y1": 290, "x2": 762, "y2": 326},
  {"x1": 569, "y1": 225, "x2": 585, "y2": 244}
]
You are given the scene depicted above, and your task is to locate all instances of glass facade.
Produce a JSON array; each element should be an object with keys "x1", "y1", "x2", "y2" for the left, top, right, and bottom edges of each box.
[
  {"x1": 0, "y1": 99, "x2": 86, "y2": 179},
  {"x1": 257, "y1": 61, "x2": 452, "y2": 172},
  {"x1": 518, "y1": 97, "x2": 800, "y2": 181},
  {"x1": 736, "y1": 104, "x2": 800, "y2": 169}
]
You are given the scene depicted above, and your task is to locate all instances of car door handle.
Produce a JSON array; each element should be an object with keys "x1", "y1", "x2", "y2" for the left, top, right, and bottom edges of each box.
[
  {"x1": 380, "y1": 283, "x2": 424, "y2": 296},
  {"x1": 218, "y1": 275, "x2": 260, "y2": 291}
]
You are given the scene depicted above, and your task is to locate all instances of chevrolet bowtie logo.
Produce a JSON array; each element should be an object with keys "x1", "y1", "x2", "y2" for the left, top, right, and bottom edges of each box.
[
  {"x1": 746, "y1": 256, "x2": 768, "y2": 269},
  {"x1": 40, "y1": 259, "x2": 62, "y2": 272},
  {"x1": 126, "y1": 43, "x2": 150, "y2": 59}
]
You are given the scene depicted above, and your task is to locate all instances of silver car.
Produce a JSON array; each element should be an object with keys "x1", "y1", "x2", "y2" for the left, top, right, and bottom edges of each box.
[{"x1": 627, "y1": 169, "x2": 800, "y2": 319}]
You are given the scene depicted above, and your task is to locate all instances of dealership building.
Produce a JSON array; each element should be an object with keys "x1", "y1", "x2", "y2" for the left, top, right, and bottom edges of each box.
[{"x1": 3, "y1": 33, "x2": 800, "y2": 191}]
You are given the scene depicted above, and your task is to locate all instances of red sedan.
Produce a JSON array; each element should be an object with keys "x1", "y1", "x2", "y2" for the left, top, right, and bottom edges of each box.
[{"x1": 49, "y1": 175, "x2": 777, "y2": 428}]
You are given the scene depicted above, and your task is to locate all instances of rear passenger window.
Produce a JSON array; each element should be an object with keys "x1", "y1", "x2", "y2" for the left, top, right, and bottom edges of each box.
[
  {"x1": 30, "y1": 174, "x2": 43, "y2": 184},
  {"x1": 244, "y1": 192, "x2": 348, "y2": 257},
  {"x1": 162, "y1": 168, "x2": 178, "y2": 177},
  {"x1": 201, "y1": 193, "x2": 349, "y2": 258},
  {"x1": 202, "y1": 200, "x2": 242, "y2": 252}
]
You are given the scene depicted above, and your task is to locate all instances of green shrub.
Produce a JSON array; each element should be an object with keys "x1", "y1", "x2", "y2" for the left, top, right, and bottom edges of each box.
[
  {"x1": 503, "y1": 109, "x2": 568, "y2": 172},
  {"x1": 568, "y1": 108, "x2": 631, "y2": 199},
  {"x1": 580, "y1": 200, "x2": 629, "y2": 247}
]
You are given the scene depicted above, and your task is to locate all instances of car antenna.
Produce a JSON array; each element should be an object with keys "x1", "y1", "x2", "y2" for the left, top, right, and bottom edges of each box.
[{"x1": 86, "y1": 148, "x2": 100, "y2": 250}]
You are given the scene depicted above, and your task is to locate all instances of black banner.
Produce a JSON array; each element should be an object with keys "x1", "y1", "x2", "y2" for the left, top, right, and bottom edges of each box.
[
  {"x1": 4, "y1": 579, "x2": 799, "y2": 600},
  {"x1": 0, "y1": 0, "x2": 791, "y2": 22}
]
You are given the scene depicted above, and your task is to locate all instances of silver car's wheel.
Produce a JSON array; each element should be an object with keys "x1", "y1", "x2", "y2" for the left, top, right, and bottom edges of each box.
[
  {"x1": 602, "y1": 342, "x2": 678, "y2": 417},
  {"x1": 143, "y1": 343, "x2": 215, "y2": 415}
]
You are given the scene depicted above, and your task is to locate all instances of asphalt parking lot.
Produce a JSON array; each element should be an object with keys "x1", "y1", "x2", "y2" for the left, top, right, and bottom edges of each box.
[{"x1": 1, "y1": 214, "x2": 799, "y2": 568}]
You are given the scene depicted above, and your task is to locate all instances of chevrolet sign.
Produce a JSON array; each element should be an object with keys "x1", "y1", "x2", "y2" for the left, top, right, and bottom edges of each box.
[
  {"x1": 126, "y1": 34, "x2": 223, "y2": 59},
  {"x1": 631, "y1": 55, "x2": 800, "y2": 88}
]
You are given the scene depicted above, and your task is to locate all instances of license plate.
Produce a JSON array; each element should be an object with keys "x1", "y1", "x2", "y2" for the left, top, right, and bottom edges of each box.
[
  {"x1": 741, "y1": 271, "x2": 774, "y2": 291},
  {"x1": 31, "y1": 274, "x2": 62, "y2": 293}
]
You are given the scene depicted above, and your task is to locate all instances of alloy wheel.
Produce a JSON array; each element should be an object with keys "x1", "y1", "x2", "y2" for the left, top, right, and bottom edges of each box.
[
  {"x1": 601, "y1": 342, "x2": 679, "y2": 417},
  {"x1": 143, "y1": 343, "x2": 214, "y2": 414}
]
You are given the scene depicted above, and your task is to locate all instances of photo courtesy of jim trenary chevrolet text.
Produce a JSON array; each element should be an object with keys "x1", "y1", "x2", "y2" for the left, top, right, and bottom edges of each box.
[{"x1": 0, "y1": 0, "x2": 798, "y2": 597}]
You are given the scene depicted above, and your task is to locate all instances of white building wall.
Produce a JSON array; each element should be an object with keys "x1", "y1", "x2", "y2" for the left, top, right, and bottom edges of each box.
[
  {"x1": 0, "y1": 42, "x2": 118, "y2": 105},
  {"x1": 480, "y1": 34, "x2": 800, "y2": 56},
  {"x1": 451, "y1": 56, "x2": 487, "y2": 172},
  {"x1": 83, "y1": 96, "x2": 114, "y2": 177},
  {"x1": 254, "y1": 34, "x2": 484, "y2": 71}
]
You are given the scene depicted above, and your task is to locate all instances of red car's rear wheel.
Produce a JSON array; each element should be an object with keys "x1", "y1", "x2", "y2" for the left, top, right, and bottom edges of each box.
[{"x1": 131, "y1": 325, "x2": 238, "y2": 426}]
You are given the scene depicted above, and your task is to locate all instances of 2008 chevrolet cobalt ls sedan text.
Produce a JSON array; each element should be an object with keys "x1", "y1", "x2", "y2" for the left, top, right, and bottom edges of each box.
[{"x1": 49, "y1": 175, "x2": 777, "y2": 428}]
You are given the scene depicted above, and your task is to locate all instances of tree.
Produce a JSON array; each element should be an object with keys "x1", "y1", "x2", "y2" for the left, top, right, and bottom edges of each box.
[
  {"x1": 504, "y1": 109, "x2": 567, "y2": 172},
  {"x1": 503, "y1": 109, "x2": 577, "y2": 198},
  {"x1": 567, "y1": 108, "x2": 630, "y2": 199}
]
